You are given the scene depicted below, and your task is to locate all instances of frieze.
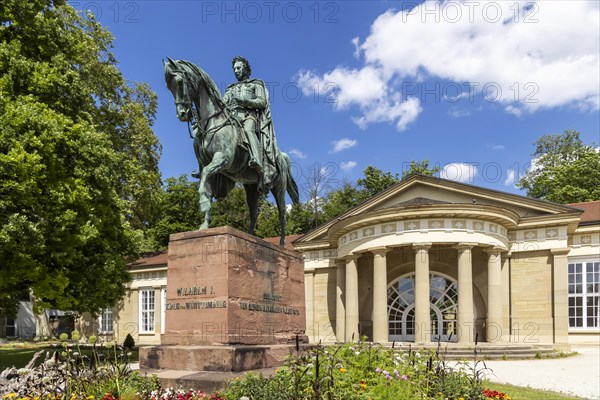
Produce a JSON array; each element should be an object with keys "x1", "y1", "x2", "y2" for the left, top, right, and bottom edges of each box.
[{"x1": 338, "y1": 218, "x2": 511, "y2": 247}]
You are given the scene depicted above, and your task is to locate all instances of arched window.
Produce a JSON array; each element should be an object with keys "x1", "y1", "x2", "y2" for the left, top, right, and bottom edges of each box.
[{"x1": 388, "y1": 273, "x2": 458, "y2": 342}]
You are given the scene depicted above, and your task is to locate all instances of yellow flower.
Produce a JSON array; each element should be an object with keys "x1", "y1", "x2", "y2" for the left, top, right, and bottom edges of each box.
[
  {"x1": 360, "y1": 383, "x2": 367, "y2": 389},
  {"x1": 339, "y1": 368, "x2": 347, "y2": 373},
  {"x1": 86, "y1": 396, "x2": 95, "y2": 400},
  {"x1": 3, "y1": 394, "x2": 18, "y2": 399}
]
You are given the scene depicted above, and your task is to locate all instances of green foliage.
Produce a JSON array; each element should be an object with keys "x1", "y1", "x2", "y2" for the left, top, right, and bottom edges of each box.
[
  {"x1": 148, "y1": 160, "x2": 440, "y2": 241},
  {"x1": 147, "y1": 175, "x2": 203, "y2": 249},
  {"x1": 0, "y1": 340, "x2": 141, "y2": 398},
  {"x1": 210, "y1": 186, "x2": 250, "y2": 233},
  {"x1": 285, "y1": 202, "x2": 316, "y2": 235},
  {"x1": 517, "y1": 130, "x2": 600, "y2": 203},
  {"x1": 357, "y1": 166, "x2": 401, "y2": 200},
  {"x1": 322, "y1": 182, "x2": 362, "y2": 221},
  {"x1": 123, "y1": 333, "x2": 135, "y2": 350},
  {"x1": 222, "y1": 341, "x2": 489, "y2": 400},
  {"x1": 402, "y1": 159, "x2": 441, "y2": 179},
  {"x1": 0, "y1": 0, "x2": 162, "y2": 314}
]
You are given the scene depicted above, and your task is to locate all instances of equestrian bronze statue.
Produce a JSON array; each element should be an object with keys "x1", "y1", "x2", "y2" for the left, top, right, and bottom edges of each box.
[{"x1": 163, "y1": 57, "x2": 299, "y2": 245}]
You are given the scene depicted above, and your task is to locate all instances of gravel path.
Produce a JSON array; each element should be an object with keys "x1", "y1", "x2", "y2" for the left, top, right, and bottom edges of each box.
[{"x1": 481, "y1": 347, "x2": 600, "y2": 399}]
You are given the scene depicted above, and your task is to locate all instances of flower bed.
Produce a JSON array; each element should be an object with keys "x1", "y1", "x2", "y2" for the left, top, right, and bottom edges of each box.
[{"x1": 1, "y1": 333, "x2": 509, "y2": 400}]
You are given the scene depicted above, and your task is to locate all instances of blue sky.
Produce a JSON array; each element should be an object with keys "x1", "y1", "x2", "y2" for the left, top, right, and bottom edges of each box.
[{"x1": 71, "y1": 0, "x2": 599, "y2": 199}]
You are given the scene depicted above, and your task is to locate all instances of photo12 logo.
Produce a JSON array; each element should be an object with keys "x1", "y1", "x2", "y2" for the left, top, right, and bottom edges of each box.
[
  {"x1": 201, "y1": 1, "x2": 340, "y2": 24},
  {"x1": 401, "y1": 1, "x2": 540, "y2": 24},
  {"x1": 70, "y1": 2, "x2": 140, "y2": 23}
]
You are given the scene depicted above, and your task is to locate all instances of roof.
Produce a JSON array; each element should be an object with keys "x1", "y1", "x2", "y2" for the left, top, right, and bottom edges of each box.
[
  {"x1": 128, "y1": 251, "x2": 168, "y2": 268},
  {"x1": 568, "y1": 201, "x2": 600, "y2": 224},
  {"x1": 264, "y1": 234, "x2": 303, "y2": 251},
  {"x1": 295, "y1": 174, "x2": 583, "y2": 244}
]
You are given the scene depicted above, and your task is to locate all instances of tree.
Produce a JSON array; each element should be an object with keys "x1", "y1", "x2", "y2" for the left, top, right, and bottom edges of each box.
[
  {"x1": 209, "y1": 186, "x2": 251, "y2": 233},
  {"x1": 357, "y1": 166, "x2": 400, "y2": 201},
  {"x1": 401, "y1": 160, "x2": 441, "y2": 179},
  {"x1": 147, "y1": 176, "x2": 203, "y2": 249},
  {"x1": 322, "y1": 182, "x2": 362, "y2": 221},
  {"x1": 517, "y1": 130, "x2": 600, "y2": 203},
  {"x1": 0, "y1": 0, "x2": 161, "y2": 317}
]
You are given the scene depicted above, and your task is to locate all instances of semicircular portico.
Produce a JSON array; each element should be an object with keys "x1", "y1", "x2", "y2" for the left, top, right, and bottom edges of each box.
[{"x1": 330, "y1": 204, "x2": 517, "y2": 257}]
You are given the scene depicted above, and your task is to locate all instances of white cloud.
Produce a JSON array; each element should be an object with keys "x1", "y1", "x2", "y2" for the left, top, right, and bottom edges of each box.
[
  {"x1": 488, "y1": 144, "x2": 505, "y2": 151},
  {"x1": 448, "y1": 107, "x2": 471, "y2": 118},
  {"x1": 340, "y1": 161, "x2": 357, "y2": 171},
  {"x1": 330, "y1": 138, "x2": 357, "y2": 153},
  {"x1": 296, "y1": 68, "x2": 423, "y2": 131},
  {"x1": 442, "y1": 163, "x2": 478, "y2": 183},
  {"x1": 505, "y1": 169, "x2": 516, "y2": 187},
  {"x1": 288, "y1": 148, "x2": 307, "y2": 159},
  {"x1": 297, "y1": 1, "x2": 599, "y2": 128},
  {"x1": 505, "y1": 105, "x2": 524, "y2": 117}
]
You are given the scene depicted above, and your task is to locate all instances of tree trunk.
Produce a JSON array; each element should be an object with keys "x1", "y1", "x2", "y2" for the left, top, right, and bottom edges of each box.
[{"x1": 29, "y1": 292, "x2": 52, "y2": 340}]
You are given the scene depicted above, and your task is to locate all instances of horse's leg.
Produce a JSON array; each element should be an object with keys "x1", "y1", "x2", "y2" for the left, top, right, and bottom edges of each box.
[
  {"x1": 200, "y1": 208, "x2": 211, "y2": 230},
  {"x1": 272, "y1": 182, "x2": 287, "y2": 247},
  {"x1": 199, "y1": 151, "x2": 229, "y2": 212},
  {"x1": 244, "y1": 184, "x2": 260, "y2": 235}
]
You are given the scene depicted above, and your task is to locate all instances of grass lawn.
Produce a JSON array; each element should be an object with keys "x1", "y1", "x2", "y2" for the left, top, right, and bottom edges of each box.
[
  {"x1": 486, "y1": 381, "x2": 587, "y2": 400},
  {"x1": 0, "y1": 344, "x2": 139, "y2": 370}
]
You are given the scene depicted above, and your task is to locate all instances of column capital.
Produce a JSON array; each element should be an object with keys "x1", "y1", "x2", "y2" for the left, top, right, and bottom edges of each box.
[
  {"x1": 342, "y1": 254, "x2": 361, "y2": 262},
  {"x1": 483, "y1": 246, "x2": 504, "y2": 256},
  {"x1": 334, "y1": 258, "x2": 346, "y2": 267},
  {"x1": 454, "y1": 242, "x2": 478, "y2": 250},
  {"x1": 413, "y1": 242, "x2": 432, "y2": 251},
  {"x1": 371, "y1": 247, "x2": 389, "y2": 257},
  {"x1": 550, "y1": 247, "x2": 571, "y2": 257}
]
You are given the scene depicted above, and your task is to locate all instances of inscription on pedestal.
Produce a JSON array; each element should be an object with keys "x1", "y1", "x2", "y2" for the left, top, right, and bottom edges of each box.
[{"x1": 162, "y1": 227, "x2": 306, "y2": 346}]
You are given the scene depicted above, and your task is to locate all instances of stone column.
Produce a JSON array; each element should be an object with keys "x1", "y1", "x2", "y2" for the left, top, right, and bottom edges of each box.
[
  {"x1": 414, "y1": 243, "x2": 432, "y2": 343},
  {"x1": 372, "y1": 248, "x2": 389, "y2": 343},
  {"x1": 456, "y1": 243, "x2": 475, "y2": 343},
  {"x1": 335, "y1": 259, "x2": 346, "y2": 343},
  {"x1": 486, "y1": 247, "x2": 503, "y2": 343},
  {"x1": 305, "y1": 268, "x2": 315, "y2": 342},
  {"x1": 345, "y1": 255, "x2": 360, "y2": 342},
  {"x1": 551, "y1": 248, "x2": 571, "y2": 346}
]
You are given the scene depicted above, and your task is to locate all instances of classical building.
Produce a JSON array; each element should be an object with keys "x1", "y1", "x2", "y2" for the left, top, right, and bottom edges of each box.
[
  {"x1": 293, "y1": 175, "x2": 599, "y2": 347},
  {"x1": 6, "y1": 175, "x2": 597, "y2": 350}
]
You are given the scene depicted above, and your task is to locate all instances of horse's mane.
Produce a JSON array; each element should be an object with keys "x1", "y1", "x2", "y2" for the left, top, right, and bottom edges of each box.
[{"x1": 176, "y1": 60, "x2": 226, "y2": 108}]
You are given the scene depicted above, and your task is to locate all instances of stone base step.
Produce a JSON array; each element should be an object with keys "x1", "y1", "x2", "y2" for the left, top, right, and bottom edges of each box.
[
  {"x1": 381, "y1": 343, "x2": 564, "y2": 359},
  {"x1": 137, "y1": 343, "x2": 567, "y2": 391}
]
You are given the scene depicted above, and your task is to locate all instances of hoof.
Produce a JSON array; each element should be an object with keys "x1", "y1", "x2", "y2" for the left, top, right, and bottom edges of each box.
[{"x1": 199, "y1": 222, "x2": 209, "y2": 230}]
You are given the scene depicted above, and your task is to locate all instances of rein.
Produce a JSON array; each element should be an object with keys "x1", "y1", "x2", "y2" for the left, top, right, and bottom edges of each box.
[{"x1": 179, "y1": 71, "x2": 242, "y2": 150}]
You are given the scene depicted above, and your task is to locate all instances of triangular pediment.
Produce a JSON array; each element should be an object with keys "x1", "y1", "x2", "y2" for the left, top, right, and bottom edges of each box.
[{"x1": 294, "y1": 174, "x2": 582, "y2": 244}]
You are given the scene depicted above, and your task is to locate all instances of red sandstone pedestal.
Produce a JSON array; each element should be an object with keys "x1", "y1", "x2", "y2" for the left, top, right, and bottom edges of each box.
[{"x1": 140, "y1": 227, "x2": 307, "y2": 372}]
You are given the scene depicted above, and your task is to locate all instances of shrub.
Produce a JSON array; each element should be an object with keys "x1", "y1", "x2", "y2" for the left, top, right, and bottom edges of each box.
[{"x1": 124, "y1": 333, "x2": 136, "y2": 350}]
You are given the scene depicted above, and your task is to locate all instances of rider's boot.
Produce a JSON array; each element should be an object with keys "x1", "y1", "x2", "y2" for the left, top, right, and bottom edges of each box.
[{"x1": 247, "y1": 133, "x2": 262, "y2": 173}]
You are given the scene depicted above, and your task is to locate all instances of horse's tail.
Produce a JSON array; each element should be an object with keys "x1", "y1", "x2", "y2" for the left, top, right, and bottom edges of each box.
[{"x1": 281, "y1": 152, "x2": 300, "y2": 204}]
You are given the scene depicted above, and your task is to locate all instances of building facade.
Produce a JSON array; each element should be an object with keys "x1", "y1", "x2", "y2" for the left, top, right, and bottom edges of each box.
[
  {"x1": 293, "y1": 175, "x2": 599, "y2": 347},
  {"x1": 6, "y1": 175, "x2": 597, "y2": 349}
]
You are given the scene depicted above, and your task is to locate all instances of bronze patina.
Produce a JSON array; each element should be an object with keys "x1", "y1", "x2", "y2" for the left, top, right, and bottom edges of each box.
[{"x1": 164, "y1": 57, "x2": 299, "y2": 245}]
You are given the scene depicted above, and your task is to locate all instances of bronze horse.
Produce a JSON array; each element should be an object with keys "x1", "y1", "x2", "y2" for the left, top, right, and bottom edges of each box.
[{"x1": 164, "y1": 58, "x2": 299, "y2": 245}]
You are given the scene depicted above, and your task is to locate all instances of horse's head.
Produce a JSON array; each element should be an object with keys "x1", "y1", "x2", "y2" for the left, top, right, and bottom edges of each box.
[{"x1": 164, "y1": 57, "x2": 194, "y2": 122}]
